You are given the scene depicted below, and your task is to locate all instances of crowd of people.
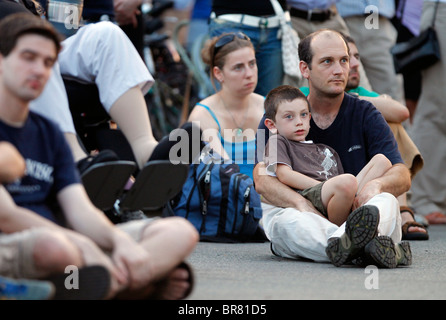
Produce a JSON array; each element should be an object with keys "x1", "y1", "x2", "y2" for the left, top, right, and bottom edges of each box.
[{"x1": 0, "y1": 0, "x2": 444, "y2": 300}]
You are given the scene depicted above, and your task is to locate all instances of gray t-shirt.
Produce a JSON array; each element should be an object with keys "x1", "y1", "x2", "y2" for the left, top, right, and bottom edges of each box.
[{"x1": 264, "y1": 133, "x2": 344, "y2": 183}]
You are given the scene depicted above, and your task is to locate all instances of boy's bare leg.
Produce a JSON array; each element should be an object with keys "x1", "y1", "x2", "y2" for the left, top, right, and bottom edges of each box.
[
  {"x1": 322, "y1": 174, "x2": 357, "y2": 226},
  {"x1": 356, "y1": 154, "x2": 392, "y2": 192}
]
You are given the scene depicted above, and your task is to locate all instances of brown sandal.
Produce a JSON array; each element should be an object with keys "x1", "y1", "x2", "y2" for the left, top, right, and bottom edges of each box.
[{"x1": 400, "y1": 206, "x2": 429, "y2": 241}]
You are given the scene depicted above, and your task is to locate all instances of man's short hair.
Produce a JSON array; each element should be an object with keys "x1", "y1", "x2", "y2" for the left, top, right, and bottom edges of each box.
[
  {"x1": 298, "y1": 29, "x2": 350, "y2": 69},
  {"x1": 264, "y1": 85, "x2": 310, "y2": 121},
  {"x1": 0, "y1": 12, "x2": 62, "y2": 57}
]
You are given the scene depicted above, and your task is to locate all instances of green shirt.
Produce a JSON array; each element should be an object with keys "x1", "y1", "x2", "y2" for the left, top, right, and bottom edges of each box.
[{"x1": 299, "y1": 86, "x2": 380, "y2": 98}]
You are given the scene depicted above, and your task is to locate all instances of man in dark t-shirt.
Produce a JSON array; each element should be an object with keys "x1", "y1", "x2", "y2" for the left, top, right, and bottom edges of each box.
[
  {"x1": 254, "y1": 29, "x2": 412, "y2": 269},
  {"x1": 0, "y1": 13, "x2": 197, "y2": 299}
]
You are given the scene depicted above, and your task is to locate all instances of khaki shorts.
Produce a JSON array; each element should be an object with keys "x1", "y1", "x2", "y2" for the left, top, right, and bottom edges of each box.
[
  {"x1": 0, "y1": 219, "x2": 156, "y2": 279},
  {"x1": 298, "y1": 181, "x2": 327, "y2": 218}
]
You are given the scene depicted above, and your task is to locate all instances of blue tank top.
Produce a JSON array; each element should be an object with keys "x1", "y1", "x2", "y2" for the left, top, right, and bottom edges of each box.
[{"x1": 196, "y1": 103, "x2": 256, "y2": 179}]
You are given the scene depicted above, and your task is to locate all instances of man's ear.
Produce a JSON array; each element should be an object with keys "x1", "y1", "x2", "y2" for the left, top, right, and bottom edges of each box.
[
  {"x1": 264, "y1": 118, "x2": 277, "y2": 134},
  {"x1": 300, "y1": 60, "x2": 310, "y2": 79}
]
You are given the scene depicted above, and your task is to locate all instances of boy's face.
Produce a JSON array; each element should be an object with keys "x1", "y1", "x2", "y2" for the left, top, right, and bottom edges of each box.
[
  {"x1": 0, "y1": 34, "x2": 57, "y2": 103},
  {"x1": 266, "y1": 98, "x2": 311, "y2": 142}
]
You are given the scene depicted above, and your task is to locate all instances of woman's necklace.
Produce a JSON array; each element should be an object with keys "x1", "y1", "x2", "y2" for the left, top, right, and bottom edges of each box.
[{"x1": 220, "y1": 94, "x2": 250, "y2": 137}]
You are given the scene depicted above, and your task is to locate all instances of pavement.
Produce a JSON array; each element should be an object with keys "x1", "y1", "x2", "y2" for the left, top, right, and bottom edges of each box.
[{"x1": 185, "y1": 224, "x2": 446, "y2": 300}]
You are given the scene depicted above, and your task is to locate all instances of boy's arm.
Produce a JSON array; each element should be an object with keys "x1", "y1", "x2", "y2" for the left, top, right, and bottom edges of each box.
[
  {"x1": 275, "y1": 164, "x2": 319, "y2": 190},
  {"x1": 253, "y1": 162, "x2": 321, "y2": 215}
]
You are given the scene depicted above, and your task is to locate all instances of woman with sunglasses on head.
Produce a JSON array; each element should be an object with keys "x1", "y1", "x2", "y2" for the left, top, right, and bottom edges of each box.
[
  {"x1": 209, "y1": 0, "x2": 286, "y2": 96},
  {"x1": 188, "y1": 32, "x2": 264, "y2": 179}
]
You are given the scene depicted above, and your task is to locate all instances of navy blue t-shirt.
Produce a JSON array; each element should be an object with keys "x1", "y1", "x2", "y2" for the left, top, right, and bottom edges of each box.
[
  {"x1": 82, "y1": 0, "x2": 114, "y2": 21},
  {"x1": 256, "y1": 93, "x2": 403, "y2": 176},
  {"x1": 0, "y1": 112, "x2": 81, "y2": 225}
]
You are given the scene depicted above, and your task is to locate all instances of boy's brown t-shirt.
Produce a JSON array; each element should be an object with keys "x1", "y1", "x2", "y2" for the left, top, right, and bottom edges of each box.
[{"x1": 264, "y1": 134, "x2": 344, "y2": 183}]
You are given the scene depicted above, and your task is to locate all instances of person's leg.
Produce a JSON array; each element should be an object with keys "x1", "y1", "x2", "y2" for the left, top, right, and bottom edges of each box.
[
  {"x1": 129, "y1": 218, "x2": 197, "y2": 281},
  {"x1": 109, "y1": 86, "x2": 158, "y2": 169},
  {"x1": 321, "y1": 174, "x2": 357, "y2": 226},
  {"x1": 0, "y1": 228, "x2": 118, "y2": 299},
  {"x1": 326, "y1": 193, "x2": 409, "y2": 268},
  {"x1": 356, "y1": 153, "x2": 392, "y2": 192},
  {"x1": 64, "y1": 132, "x2": 88, "y2": 162},
  {"x1": 253, "y1": 26, "x2": 283, "y2": 96},
  {"x1": 58, "y1": 22, "x2": 156, "y2": 169},
  {"x1": 117, "y1": 218, "x2": 198, "y2": 299},
  {"x1": 149, "y1": 121, "x2": 204, "y2": 164},
  {"x1": 261, "y1": 203, "x2": 338, "y2": 262},
  {"x1": 0, "y1": 228, "x2": 83, "y2": 279},
  {"x1": 408, "y1": 1, "x2": 446, "y2": 218},
  {"x1": 365, "y1": 192, "x2": 402, "y2": 242},
  {"x1": 359, "y1": 195, "x2": 412, "y2": 268}
]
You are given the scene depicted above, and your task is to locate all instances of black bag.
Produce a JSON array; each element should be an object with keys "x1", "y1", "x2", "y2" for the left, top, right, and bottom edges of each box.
[
  {"x1": 391, "y1": 27, "x2": 440, "y2": 74},
  {"x1": 391, "y1": 0, "x2": 441, "y2": 74}
]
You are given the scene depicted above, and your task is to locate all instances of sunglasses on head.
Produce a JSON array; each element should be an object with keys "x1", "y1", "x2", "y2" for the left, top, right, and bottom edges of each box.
[{"x1": 213, "y1": 32, "x2": 251, "y2": 57}]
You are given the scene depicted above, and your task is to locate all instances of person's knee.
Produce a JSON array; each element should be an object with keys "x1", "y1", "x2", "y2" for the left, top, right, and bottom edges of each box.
[
  {"x1": 33, "y1": 231, "x2": 83, "y2": 273},
  {"x1": 333, "y1": 174, "x2": 357, "y2": 197},
  {"x1": 143, "y1": 217, "x2": 199, "y2": 251},
  {"x1": 372, "y1": 153, "x2": 392, "y2": 171},
  {"x1": 164, "y1": 217, "x2": 199, "y2": 249},
  {"x1": 84, "y1": 20, "x2": 124, "y2": 39}
]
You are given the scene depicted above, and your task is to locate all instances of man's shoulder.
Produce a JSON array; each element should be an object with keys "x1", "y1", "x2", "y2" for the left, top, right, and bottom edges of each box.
[
  {"x1": 29, "y1": 111, "x2": 63, "y2": 131},
  {"x1": 343, "y1": 92, "x2": 376, "y2": 111},
  {"x1": 28, "y1": 111, "x2": 66, "y2": 145}
]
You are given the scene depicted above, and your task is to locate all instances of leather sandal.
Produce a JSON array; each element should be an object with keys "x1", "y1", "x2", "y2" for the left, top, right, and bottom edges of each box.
[{"x1": 401, "y1": 206, "x2": 429, "y2": 240}]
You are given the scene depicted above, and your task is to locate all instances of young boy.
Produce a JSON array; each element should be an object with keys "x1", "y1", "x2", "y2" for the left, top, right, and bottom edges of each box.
[{"x1": 263, "y1": 85, "x2": 391, "y2": 226}]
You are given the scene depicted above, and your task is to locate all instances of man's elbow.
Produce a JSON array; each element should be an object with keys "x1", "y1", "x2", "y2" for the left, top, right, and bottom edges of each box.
[
  {"x1": 395, "y1": 163, "x2": 412, "y2": 193},
  {"x1": 398, "y1": 108, "x2": 410, "y2": 123},
  {"x1": 253, "y1": 163, "x2": 267, "y2": 195}
]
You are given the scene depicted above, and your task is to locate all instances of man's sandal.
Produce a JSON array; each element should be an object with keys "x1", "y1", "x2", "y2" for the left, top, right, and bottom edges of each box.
[
  {"x1": 149, "y1": 262, "x2": 195, "y2": 300},
  {"x1": 400, "y1": 206, "x2": 429, "y2": 241}
]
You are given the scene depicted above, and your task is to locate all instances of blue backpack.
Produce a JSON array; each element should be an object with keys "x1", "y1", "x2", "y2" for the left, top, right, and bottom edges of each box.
[{"x1": 165, "y1": 153, "x2": 264, "y2": 242}]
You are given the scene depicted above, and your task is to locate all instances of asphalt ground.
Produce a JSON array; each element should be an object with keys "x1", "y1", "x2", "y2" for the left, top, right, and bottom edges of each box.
[{"x1": 186, "y1": 224, "x2": 446, "y2": 300}]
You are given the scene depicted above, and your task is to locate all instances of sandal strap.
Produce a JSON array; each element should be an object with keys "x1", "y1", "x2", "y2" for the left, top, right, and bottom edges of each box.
[
  {"x1": 402, "y1": 221, "x2": 426, "y2": 234},
  {"x1": 400, "y1": 205, "x2": 415, "y2": 219}
]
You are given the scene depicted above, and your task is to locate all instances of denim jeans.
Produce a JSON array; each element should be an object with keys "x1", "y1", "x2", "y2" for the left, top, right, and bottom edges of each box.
[{"x1": 209, "y1": 18, "x2": 283, "y2": 97}]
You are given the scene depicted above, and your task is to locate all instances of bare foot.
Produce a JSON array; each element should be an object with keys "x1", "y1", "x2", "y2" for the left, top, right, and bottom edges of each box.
[
  {"x1": 401, "y1": 211, "x2": 427, "y2": 234},
  {"x1": 154, "y1": 267, "x2": 192, "y2": 300}
]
